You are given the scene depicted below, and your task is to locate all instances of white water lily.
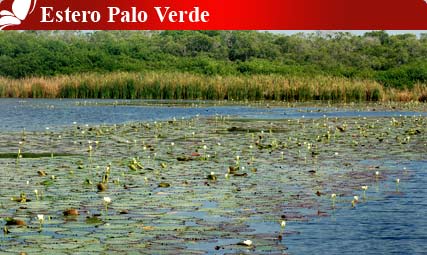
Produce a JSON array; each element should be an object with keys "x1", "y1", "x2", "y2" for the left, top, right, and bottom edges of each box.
[
  {"x1": 281, "y1": 220, "x2": 286, "y2": 228},
  {"x1": 375, "y1": 171, "x2": 379, "y2": 176},
  {"x1": 361, "y1": 186, "x2": 368, "y2": 191},
  {"x1": 36, "y1": 213, "x2": 44, "y2": 230},
  {"x1": 103, "y1": 197, "x2": 111, "y2": 203},
  {"x1": 396, "y1": 178, "x2": 400, "y2": 184},
  {"x1": 353, "y1": 196, "x2": 359, "y2": 202},
  {"x1": 243, "y1": 239, "x2": 252, "y2": 246},
  {"x1": 37, "y1": 214, "x2": 44, "y2": 222},
  {"x1": 331, "y1": 193, "x2": 337, "y2": 207}
]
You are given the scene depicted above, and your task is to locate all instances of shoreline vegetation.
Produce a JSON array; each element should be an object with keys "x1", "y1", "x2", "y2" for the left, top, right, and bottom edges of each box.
[
  {"x1": 1, "y1": 30, "x2": 427, "y2": 102},
  {"x1": 0, "y1": 72, "x2": 426, "y2": 102}
]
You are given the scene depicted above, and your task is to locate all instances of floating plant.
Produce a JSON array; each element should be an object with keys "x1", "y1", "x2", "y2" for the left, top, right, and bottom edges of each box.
[{"x1": 0, "y1": 104, "x2": 425, "y2": 254}]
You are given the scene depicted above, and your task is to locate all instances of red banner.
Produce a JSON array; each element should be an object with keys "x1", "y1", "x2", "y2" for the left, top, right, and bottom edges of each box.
[{"x1": 1, "y1": 0, "x2": 427, "y2": 30}]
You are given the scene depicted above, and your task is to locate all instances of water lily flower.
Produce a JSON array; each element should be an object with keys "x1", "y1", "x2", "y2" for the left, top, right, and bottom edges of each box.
[
  {"x1": 103, "y1": 197, "x2": 111, "y2": 203},
  {"x1": 396, "y1": 178, "x2": 400, "y2": 184},
  {"x1": 353, "y1": 196, "x2": 359, "y2": 202},
  {"x1": 170, "y1": 142, "x2": 175, "y2": 146},
  {"x1": 37, "y1": 214, "x2": 44, "y2": 230},
  {"x1": 34, "y1": 189, "x2": 39, "y2": 200},
  {"x1": 37, "y1": 214, "x2": 44, "y2": 222},
  {"x1": 361, "y1": 186, "x2": 368, "y2": 199},
  {"x1": 331, "y1": 193, "x2": 337, "y2": 207},
  {"x1": 281, "y1": 220, "x2": 286, "y2": 228},
  {"x1": 243, "y1": 240, "x2": 253, "y2": 246}
]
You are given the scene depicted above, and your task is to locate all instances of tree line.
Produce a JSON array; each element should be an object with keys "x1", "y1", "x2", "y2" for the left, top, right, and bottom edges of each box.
[{"x1": 1, "y1": 30, "x2": 427, "y2": 89}]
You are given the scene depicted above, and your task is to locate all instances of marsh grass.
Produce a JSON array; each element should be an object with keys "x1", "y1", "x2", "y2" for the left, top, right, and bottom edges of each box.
[{"x1": 0, "y1": 72, "x2": 426, "y2": 102}]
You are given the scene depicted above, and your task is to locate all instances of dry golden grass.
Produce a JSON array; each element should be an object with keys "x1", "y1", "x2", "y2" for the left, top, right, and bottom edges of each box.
[{"x1": 0, "y1": 72, "x2": 425, "y2": 102}]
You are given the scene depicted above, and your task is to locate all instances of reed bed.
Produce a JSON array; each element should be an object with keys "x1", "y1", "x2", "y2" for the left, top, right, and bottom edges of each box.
[{"x1": 0, "y1": 72, "x2": 425, "y2": 102}]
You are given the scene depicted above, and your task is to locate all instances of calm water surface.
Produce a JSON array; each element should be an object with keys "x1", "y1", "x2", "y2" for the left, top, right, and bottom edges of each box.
[
  {"x1": 1, "y1": 98, "x2": 426, "y2": 254},
  {"x1": 0, "y1": 98, "x2": 426, "y2": 131}
]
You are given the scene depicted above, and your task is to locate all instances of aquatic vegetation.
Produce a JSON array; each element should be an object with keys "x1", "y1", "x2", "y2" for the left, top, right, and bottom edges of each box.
[
  {"x1": 63, "y1": 209, "x2": 79, "y2": 216},
  {"x1": 281, "y1": 220, "x2": 286, "y2": 229},
  {"x1": 361, "y1": 186, "x2": 368, "y2": 199},
  {"x1": 5, "y1": 218, "x2": 26, "y2": 226},
  {"x1": 11, "y1": 193, "x2": 27, "y2": 203},
  {"x1": 207, "y1": 172, "x2": 217, "y2": 181},
  {"x1": 241, "y1": 239, "x2": 253, "y2": 246},
  {"x1": 36, "y1": 214, "x2": 44, "y2": 230},
  {"x1": 1, "y1": 72, "x2": 426, "y2": 102},
  {"x1": 331, "y1": 193, "x2": 337, "y2": 208},
  {"x1": 0, "y1": 107, "x2": 425, "y2": 254},
  {"x1": 396, "y1": 178, "x2": 401, "y2": 192},
  {"x1": 34, "y1": 189, "x2": 39, "y2": 200},
  {"x1": 103, "y1": 197, "x2": 112, "y2": 213}
]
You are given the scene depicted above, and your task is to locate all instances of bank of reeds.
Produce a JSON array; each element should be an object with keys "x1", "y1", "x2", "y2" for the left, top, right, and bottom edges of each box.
[{"x1": 0, "y1": 72, "x2": 426, "y2": 102}]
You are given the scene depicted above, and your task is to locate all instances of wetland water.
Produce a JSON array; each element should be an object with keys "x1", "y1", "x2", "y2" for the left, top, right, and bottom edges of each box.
[{"x1": 0, "y1": 98, "x2": 426, "y2": 254}]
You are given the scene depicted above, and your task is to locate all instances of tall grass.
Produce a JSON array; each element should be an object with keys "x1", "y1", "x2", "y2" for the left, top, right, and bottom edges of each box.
[{"x1": 0, "y1": 72, "x2": 425, "y2": 102}]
